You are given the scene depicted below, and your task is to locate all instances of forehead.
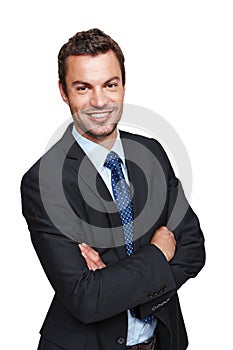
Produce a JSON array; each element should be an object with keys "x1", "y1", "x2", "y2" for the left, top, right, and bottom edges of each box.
[{"x1": 65, "y1": 50, "x2": 122, "y2": 84}]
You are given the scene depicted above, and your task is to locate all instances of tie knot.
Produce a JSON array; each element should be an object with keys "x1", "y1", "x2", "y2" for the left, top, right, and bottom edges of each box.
[{"x1": 104, "y1": 151, "x2": 122, "y2": 170}]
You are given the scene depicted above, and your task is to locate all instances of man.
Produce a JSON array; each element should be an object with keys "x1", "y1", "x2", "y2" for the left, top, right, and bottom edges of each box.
[{"x1": 21, "y1": 28, "x2": 205, "y2": 350}]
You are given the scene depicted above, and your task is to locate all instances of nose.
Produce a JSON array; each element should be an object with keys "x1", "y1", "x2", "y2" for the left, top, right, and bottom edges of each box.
[{"x1": 90, "y1": 88, "x2": 108, "y2": 108}]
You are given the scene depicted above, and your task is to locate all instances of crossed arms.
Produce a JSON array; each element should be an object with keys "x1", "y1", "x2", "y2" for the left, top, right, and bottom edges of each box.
[
  {"x1": 79, "y1": 226, "x2": 176, "y2": 270},
  {"x1": 21, "y1": 152, "x2": 205, "y2": 324}
]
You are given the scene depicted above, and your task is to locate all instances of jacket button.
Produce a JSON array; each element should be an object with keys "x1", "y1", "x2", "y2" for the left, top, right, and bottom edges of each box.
[
  {"x1": 147, "y1": 292, "x2": 154, "y2": 299},
  {"x1": 117, "y1": 337, "x2": 125, "y2": 345}
]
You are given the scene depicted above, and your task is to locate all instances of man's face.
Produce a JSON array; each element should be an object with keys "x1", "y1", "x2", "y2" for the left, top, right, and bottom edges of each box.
[{"x1": 59, "y1": 50, "x2": 125, "y2": 143}]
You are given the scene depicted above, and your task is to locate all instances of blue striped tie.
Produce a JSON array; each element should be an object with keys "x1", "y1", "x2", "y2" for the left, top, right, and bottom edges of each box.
[{"x1": 104, "y1": 151, "x2": 152, "y2": 324}]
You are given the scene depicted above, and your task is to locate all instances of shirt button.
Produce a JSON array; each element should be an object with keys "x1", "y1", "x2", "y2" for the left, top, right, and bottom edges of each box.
[{"x1": 116, "y1": 337, "x2": 125, "y2": 345}]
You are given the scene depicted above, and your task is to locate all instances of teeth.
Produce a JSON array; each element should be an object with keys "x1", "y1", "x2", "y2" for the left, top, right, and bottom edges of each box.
[{"x1": 89, "y1": 112, "x2": 110, "y2": 118}]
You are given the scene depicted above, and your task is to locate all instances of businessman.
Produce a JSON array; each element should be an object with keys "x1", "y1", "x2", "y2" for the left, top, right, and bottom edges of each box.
[{"x1": 21, "y1": 28, "x2": 205, "y2": 350}]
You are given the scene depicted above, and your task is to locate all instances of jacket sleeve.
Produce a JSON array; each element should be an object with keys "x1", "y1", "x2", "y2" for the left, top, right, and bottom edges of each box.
[
  {"x1": 160, "y1": 139, "x2": 205, "y2": 287},
  {"x1": 21, "y1": 163, "x2": 177, "y2": 324},
  {"x1": 138, "y1": 140, "x2": 205, "y2": 318}
]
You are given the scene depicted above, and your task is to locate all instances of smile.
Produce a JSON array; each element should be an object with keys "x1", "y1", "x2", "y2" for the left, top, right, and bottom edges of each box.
[{"x1": 87, "y1": 111, "x2": 113, "y2": 119}]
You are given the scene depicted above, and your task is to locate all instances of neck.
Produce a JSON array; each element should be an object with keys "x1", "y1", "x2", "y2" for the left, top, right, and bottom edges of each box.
[{"x1": 75, "y1": 126, "x2": 118, "y2": 150}]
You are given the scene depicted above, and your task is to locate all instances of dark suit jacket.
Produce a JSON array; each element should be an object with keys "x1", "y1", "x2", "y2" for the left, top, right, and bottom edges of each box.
[{"x1": 21, "y1": 124, "x2": 205, "y2": 350}]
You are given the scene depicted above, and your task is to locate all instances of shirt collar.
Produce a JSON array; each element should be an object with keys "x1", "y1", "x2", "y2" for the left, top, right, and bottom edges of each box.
[{"x1": 72, "y1": 125, "x2": 126, "y2": 173}]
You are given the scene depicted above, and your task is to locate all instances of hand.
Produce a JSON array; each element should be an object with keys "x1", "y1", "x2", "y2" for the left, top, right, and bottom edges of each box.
[
  {"x1": 79, "y1": 243, "x2": 106, "y2": 271},
  {"x1": 150, "y1": 226, "x2": 176, "y2": 262}
]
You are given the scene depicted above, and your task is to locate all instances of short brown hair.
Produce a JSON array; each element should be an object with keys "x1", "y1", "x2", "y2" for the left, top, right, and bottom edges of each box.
[{"x1": 58, "y1": 28, "x2": 125, "y2": 95}]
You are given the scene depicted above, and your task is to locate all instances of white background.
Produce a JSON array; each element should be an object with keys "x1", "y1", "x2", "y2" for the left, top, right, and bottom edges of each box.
[{"x1": 1, "y1": 0, "x2": 233, "y2": 349}]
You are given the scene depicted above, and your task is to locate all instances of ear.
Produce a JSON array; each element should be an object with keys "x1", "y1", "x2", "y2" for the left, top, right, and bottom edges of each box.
[{"x1": 58, "y1": 80, "x2": 69, "y2": 105}]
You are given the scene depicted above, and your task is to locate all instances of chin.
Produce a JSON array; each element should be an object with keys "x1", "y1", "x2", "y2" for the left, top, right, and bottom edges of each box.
[{"x1": 88, "y1": 124, "x2": 117, "y2": 139}]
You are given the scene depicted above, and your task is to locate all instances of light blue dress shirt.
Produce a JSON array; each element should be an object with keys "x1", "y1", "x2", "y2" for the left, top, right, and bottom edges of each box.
[{"x1": 72, "y1": 126, "x2": 157, "y2": 346}]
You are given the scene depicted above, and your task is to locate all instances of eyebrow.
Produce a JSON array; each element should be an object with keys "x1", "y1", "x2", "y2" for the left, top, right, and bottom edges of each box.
[{"x1": 72, "y1": 76, "x2": 121, "y2": 87}]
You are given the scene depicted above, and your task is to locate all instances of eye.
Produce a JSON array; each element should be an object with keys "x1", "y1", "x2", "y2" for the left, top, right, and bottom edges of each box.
[
  {"x1": 77, "y1": 85, "x2": 88, "y2": 92},
  {"x1": 106, "y1": 82, "x2": 118, "y2": 89}
]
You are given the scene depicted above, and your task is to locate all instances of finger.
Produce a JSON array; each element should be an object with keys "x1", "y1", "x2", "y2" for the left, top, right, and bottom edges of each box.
[
  {"x1": 85, "y1": 255, "x2": 106, "y2": 271},
  {"x1": 164, "y1": 229, "x2": 176, "y2": 242},
  {"x1": 156, "y1": 226, "x2": 167, "y2": 234},
  {"x1": 169, "y1": 232, "x2": 176, "y2": 244},
  {"x1": 85, "y1": 256, "x2": 99, "y2": 271},
  {"x1": 79, "y1": 244, "x2": 106, "y2": 269},
  {"x1": 156, "y1": 226, "x2": 171, "y2": 235},
  {"x1": 79, "y1": 244, "x2": 100, "y2": 262},
  {"x1": 85, "y1": 249, "x2": 101, "y2": 264},
  {"x1": 80, "y1": 243, "x2": 99, "y2": 258},
  {"x1": 79, "y1": 249, "x2": 98, "y2": 269}
]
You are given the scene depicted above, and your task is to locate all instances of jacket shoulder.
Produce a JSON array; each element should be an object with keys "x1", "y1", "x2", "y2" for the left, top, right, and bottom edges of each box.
[
  {"x1": 119, "y1": 129, "x2": 170, "y2": 166},
  {"x1": 21, "y1": 123, "x2": 75, "y2": 183}
]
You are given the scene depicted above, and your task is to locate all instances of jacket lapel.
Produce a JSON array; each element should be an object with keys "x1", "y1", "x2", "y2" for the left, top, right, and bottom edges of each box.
[
  {"x1": 121, "y1": 132, "x2": 149, "y2": 252},
  {"x1": 60, "y1": 125, "x2": 149, "y2": 259},
  {"x1": 61, "y1": 124, "x2": 127, "y2": 258}
]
